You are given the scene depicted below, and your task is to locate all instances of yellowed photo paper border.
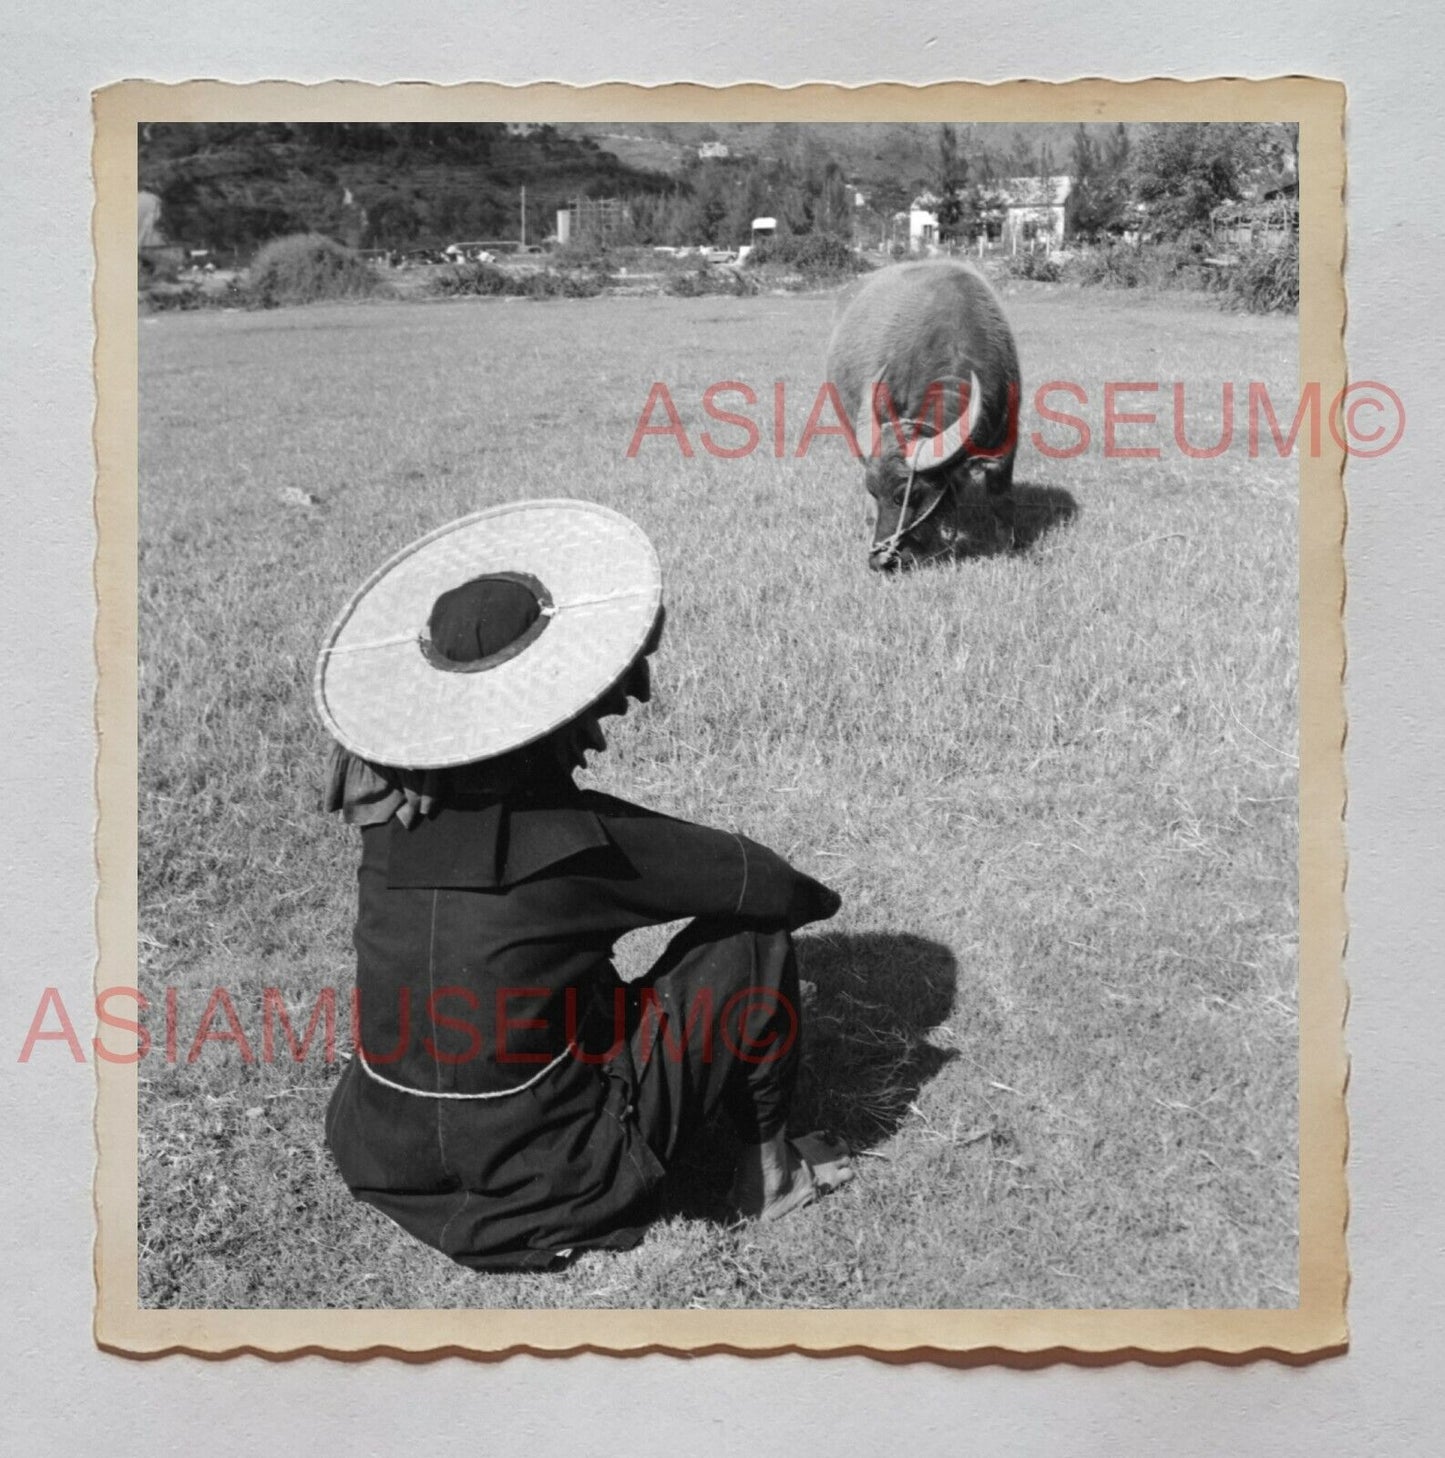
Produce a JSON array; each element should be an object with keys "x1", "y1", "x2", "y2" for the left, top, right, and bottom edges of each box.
[{"x1": 95, "y1": 77, "x2": 1346, "y2": 1360}]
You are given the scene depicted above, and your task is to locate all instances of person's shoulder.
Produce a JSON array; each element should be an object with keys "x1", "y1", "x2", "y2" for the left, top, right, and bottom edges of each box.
[{"x1": 574, "y1": 788, "x2": 664, "y2": 822}]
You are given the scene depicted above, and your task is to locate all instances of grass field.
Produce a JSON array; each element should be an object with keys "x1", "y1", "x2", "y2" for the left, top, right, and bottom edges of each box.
[{"x1": 137, "y1": 280, "x2": 1299, "y2": 1309}]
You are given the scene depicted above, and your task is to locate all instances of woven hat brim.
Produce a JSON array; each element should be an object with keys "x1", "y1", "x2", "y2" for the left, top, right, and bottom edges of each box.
[{"x1": 313, "y1": 500, "x2": 662, "y2": 769}]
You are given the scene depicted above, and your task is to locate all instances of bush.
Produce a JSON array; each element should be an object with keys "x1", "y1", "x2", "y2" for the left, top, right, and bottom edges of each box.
[
  {"x1": 1005, "y1": 250, "x2": 1063, "y2": 283},
  {"x1": 430, "y1": 261, "x2": 515, "y2": 297},
  {"x1": 520, "y1": 270, "x2": 608, "y2": 300},
  {"x1": 1056, "y1": 233, "x2": 1298, "y2": 314},
  {"x1": 1063, "y1": 236, "x2": 1213, "y2": 293},
  {"x1": 549, "y1": 238, "x2": 615, "y2": 272},
  {"x1": 1066, "y1": 242, "x2": 1144, "y2": 289},
  {"x1": 139, "y1": 277, "x2": 246, "y2": 313},
  {"x1": 139, "y1": 283, "x2": 207, "y2": 313},
  {"x1": 245, "y1": 233, "x2": 382, "y2": 308},
  {"x1": 746, "y1": 232, "x2": 867, "y2": 280},
  {"x1": 427, "y1": 262, "x2": 610, "y2": 302},
  {"x1": 1216, "y1": 236, "x2": 1299, "y2": 314},
  {"x1": 664, "y1": 264, "x2": 757, "y2": 298},
  {"x1": 139, "y1": 253, "x2": 180, "y2": 287}
]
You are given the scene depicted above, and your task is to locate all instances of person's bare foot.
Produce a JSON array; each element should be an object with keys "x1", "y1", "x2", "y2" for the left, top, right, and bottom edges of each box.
[{"x1": 730, "y1": 1130, "x2": 853, "y2": 1222}]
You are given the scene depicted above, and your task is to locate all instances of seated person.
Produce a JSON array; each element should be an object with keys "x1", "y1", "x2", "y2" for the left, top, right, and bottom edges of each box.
[{"x1": 314, "y1": 500, "x2": 851, "y2": 1272}]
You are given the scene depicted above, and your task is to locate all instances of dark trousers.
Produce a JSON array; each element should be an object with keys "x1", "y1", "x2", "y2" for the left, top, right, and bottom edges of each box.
[
  {"x1": 614, "y1": 919, "x2": 803, "y2": 1156},
  {"x1": 326, "y1": 919, "x2": 805, "y2": 1270}
]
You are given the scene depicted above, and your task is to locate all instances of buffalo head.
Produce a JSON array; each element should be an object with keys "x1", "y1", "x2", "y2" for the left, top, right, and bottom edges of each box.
[{"x1": 861, "y1": 371, "x2": 982, "y2": 572}]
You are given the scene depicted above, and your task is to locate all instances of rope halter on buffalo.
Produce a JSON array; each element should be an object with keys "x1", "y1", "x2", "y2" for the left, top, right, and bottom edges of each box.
[{"x1": 868, "y1": 369, "x2": 983, "y2": 565}]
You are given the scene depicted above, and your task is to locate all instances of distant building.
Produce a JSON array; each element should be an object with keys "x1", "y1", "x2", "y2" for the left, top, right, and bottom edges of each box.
[
  {"x1": 907, "y1": 192, "x2": 943, "y2": 250},
  {"x1": 555, "y1": 196, "x2": 632, "y2": 246},
  {"x1": 138, "y1": 190, "x2": 164, "y2": 247},
  {"x1": 1211, "y1": 173, "x2": 1298, "y2": 251},
  {"x1": 904, "y1": 176, "x2": 1075, "y2": 253},
  {"x1": 995, "y1": 175, "x2": 1074, "y2": 251},
  {"x1": 698, "y1": 141, "x2": 730, "y2": 160},
  {"x1": 137, "y1": 189, "x2": 185, "y2": 274}
]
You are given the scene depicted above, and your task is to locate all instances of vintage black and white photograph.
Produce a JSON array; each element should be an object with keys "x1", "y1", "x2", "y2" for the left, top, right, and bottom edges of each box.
[{"x1": 105, "y1": 84, "x2": 1343, "y2": 1343}]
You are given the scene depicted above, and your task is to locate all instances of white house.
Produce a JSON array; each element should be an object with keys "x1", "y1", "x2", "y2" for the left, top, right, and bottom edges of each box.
[
  {"x1": 904, "y1": 176, "x2": 1075, "y2": 253},
  {"x1": 995, "y1": 175, "x2": 1074, "y2": 251},
  {"x1": 907, "y1": 192, "x2": 943, "y2": 251}
]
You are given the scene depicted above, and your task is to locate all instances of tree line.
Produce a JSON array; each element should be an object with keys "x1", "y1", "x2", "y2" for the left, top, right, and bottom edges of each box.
[
  {"x1": 139, "y1": 121, "x2": 1297, "y2": 258},
  {"x1": 923, "y1": 121, "x2": 1297, "y2": 248},
  {"x1": 612, "y1": 121, "x2": 1296, "y2": 251}
]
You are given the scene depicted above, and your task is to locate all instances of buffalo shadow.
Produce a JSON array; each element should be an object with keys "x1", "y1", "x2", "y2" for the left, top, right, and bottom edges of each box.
[{"x1": 658, "y1": 930, "x2": 959, "y2": 1222}]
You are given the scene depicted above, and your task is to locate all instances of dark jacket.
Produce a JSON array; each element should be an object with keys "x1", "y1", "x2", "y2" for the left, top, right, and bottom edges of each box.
[{"x1": 325, "y1": 779, "x2": 840, "y2": 1271}]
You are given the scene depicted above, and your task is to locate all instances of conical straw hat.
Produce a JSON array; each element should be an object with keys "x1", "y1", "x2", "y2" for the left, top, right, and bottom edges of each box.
[{"x1": 314, "y1": 500, "x2": 662, "y2": 769}]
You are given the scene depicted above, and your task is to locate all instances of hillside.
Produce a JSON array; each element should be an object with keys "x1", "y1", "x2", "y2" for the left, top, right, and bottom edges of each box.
[
  {"x1": 556, "y1": 120, "x2": 1115, "y2": 191},
  {"x1": 138, "y1": 122, "x2": 678, "y2": 256},
  {"x1": 139, "y1": 121, "x2": 1296, "y2": 260}
]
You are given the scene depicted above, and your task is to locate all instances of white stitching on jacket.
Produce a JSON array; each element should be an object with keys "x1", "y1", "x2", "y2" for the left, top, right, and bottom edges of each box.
[
  {"x1": 354, "y1": 1041, "x2": 576, "y2": 1100},
  {"x1": 731, "y1": 832, "x2": 749, "y2": 915}
]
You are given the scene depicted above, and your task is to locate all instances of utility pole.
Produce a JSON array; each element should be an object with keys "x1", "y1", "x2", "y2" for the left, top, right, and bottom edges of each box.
[{"x1": 521, "y1": 186, "x2": 526, "y2": 246}]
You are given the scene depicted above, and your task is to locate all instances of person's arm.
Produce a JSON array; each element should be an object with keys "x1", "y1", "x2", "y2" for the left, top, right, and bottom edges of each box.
[{"x1": 577, "y1": 798, "x2": 842, "y2": 933}]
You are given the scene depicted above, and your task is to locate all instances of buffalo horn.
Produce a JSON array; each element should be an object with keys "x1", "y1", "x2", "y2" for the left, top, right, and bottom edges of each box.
[{"x1": 903, "y1": 371, "x2": 983, "y2": 474}]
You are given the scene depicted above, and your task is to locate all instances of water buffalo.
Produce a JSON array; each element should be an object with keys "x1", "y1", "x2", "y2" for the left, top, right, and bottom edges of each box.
[{"x1": 825, "y1": 260, "x2": 1021, "y2": 571}]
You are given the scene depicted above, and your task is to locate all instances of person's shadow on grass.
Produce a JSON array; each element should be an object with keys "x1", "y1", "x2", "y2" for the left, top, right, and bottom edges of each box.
[{"x1": 659, "y1": 930, "x2": 959, "y2": 1222}]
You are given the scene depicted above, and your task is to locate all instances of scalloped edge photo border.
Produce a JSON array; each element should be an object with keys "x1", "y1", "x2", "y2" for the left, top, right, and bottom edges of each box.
[{"x1": 93, "y1": 76, "x2": 1347, "y2": 1362}]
